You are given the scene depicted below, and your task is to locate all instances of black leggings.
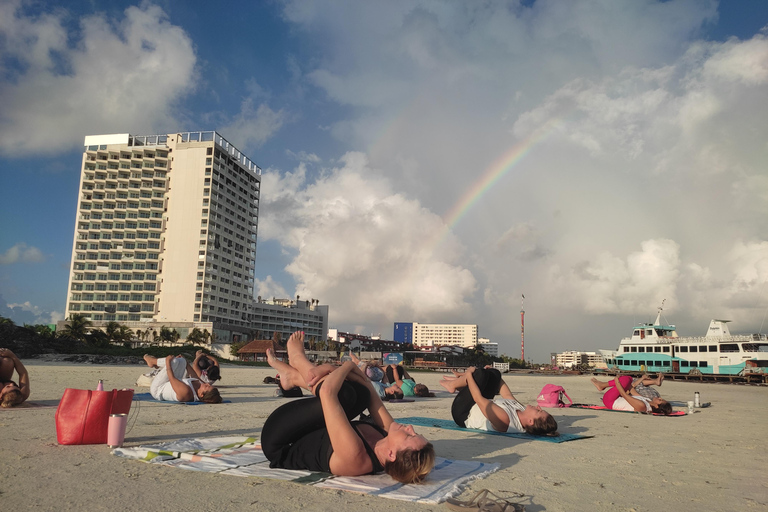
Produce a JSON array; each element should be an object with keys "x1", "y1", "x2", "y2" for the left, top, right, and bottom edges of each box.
[
  {"x1": 451, "y1": 368, "x2": 502, "y2": 427},
  {"x1": 261, "y1": 380, "x2": 370, "y2": 465},
  {"x1": 385, "y1": 365, "x2": 404, "y2": 384}
]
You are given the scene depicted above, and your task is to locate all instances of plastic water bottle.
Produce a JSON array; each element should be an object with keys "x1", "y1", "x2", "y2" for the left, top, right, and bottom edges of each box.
[
  {"x1": 694, "y1": 391, "x2": 700, "y2": 408},
  {"x1": 97, "y1": 379, "x2": 104, "y2": 391}
]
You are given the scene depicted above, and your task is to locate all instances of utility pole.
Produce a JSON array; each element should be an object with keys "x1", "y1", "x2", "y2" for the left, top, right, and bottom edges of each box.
[{"x1": 521, "y1": 294, "x2": 525, "y2": 362}]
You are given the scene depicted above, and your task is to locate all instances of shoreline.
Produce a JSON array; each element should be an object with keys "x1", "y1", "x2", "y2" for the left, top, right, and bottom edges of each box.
[{"x1": 1, "y1": 361, "x2": 766, "y2": 511}]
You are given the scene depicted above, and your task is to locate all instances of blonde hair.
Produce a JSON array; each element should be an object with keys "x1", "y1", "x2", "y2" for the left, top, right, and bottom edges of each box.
[{"x1": 384, "y1": 443, "x2": 435, "y2": 484}]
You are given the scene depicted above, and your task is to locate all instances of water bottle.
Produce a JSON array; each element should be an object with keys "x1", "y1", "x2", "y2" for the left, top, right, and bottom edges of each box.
[
  {"x1": 694, "y1": 391, "x2": 700, "y2": 408},
  {"x1": 97, "y1": 379, "x2": 104, "y2": 391}
]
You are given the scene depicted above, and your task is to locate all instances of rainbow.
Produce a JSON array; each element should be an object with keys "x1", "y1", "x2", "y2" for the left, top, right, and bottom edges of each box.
[{"x1": 442, "y1": 116, "x2": 564, "y2": 230}]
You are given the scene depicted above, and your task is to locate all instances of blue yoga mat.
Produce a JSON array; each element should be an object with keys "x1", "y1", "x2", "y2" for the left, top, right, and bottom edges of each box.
[
  {"x1": 133, "y1": 392, "x2": 231, "y2": 405},
  {"x1": 398, "y1": 416, "x2": 593, "y2": 443}
]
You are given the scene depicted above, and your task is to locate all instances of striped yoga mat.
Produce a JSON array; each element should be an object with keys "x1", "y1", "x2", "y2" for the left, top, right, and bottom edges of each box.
[{"x1": 113, "y1": 436, "x2": 499, "y2": 504}]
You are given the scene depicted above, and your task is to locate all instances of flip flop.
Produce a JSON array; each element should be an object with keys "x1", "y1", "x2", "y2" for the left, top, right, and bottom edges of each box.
[{"x1": 445, "y1": 489, "x2": 526, "y2": 512}]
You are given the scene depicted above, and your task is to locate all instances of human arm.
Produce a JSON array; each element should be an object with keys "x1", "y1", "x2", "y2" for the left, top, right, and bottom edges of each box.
[
  {"x1": 466, "y1": 368, "x2": 510, "y2": 432},
  {"x1": 389, "y1": 365, "x2": 404, "y2": 387},
  {"x1": 189, "y1": 351, "x2": 206, "y2": 378},
  {"x1": 165, "y1": 356, "x2": 194, "y2": 402},
  {"x1": 0, "y1": 349, "x2": 30, "y2": 401},
  {"x1": 614, "y1": 376, "x2": 648, "y2": 412},
  {"x1": 498, "y1": 379, "x2": 516, "y2": 400},
  {"x1": 319, "y1": 362, "x2": 371, "y2": 475}
]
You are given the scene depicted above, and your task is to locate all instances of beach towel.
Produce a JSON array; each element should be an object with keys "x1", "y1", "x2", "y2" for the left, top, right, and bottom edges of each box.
[
  {"x1": 113, "y1": 436, "x2": 499, "y2": 504},
  {"x1": 132, "y1": 393, "x2": 231, "y2": 405},
  {"x1": 570, "y1": 404, "x2": 687, "y2": 416},
  {"x1": 398, "y1": 416, "x2": 592, "y2": 443}
]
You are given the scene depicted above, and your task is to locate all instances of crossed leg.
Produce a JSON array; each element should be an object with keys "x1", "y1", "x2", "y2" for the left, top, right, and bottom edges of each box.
[{"x1": 267, "y1": 331, "x2": 336, "y2": 392}]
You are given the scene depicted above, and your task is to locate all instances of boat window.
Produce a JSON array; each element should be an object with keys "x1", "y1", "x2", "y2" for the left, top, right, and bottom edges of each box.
[
  {"x1": 662, "y1": 361, "x2": 670, "y2": 367},
  {"x1": 720, "y1": 343, "x2": 739, "y2": 352},
  {"x1": 709, "y1": 346, "x2": 717, "y2": 352},
  {"x1": 690, "y1": 361, "x2": 698, "y2": 367},
  {"x1": 654, "y1": 347, "x2": 661, "y2": 352},
  {"x1": 623, "y1": 347, "x2": 629, "y2": 353},
  {"x1": 633, "y1": 330, "x2": 640, "y2": 336},
  {"x1": 700, "y1": 361, "x2": 707, "y2": 367},
  {"x1": 681, "y1": 361, "x2": 689, "y2": 367},
  {"x1": 743, "y1": 343, "x2": 768, "y2": 352},
  {"x1": 630, "y1": 360, "x2": 637, "y2": 366},
  {"x1": 630, "y1": 347, "x2": 637, "y2": 352},
  {"x1": 639, "y1": 360, "x2": 645, "y2": 366},
  {"x1": 638, "y1": 347, "x2": 644, "y2": 352},
  {"x1": 678, "y1": 346, "x2": 688, "y2": 352},
  {"x1": 663, "y1": 346, "x2": 670, "y2": 353},
  {"x1": 646, "y1": 330, "x2": 653, "y2": 336},
  {"x1": 689, "y1": 346, "x2": 697, "y2": 352}
]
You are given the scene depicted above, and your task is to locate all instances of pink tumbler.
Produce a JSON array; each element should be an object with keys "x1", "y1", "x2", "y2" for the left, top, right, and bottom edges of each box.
[{"x1": 107, "y1": 413, "x2": 128, "y2": 448}]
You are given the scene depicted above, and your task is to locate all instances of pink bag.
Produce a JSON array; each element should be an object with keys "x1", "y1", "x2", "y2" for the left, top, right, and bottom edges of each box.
[{"x1": 536, "y1": 384, "x2": 572, "y2": 408}]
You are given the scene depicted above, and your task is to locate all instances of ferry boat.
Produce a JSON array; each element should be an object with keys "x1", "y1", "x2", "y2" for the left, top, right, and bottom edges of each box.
[{"x1": 600, "y1": 309, "x2": 768, "y2": 375}]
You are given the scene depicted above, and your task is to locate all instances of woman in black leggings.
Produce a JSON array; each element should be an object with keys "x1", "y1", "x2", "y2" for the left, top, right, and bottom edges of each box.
[
  {"x1": 260, "y1": 331, "x2": 435, "y2": 484},
  {"x1": 443, "y1": 367, "x2": 558, "y2": 436}
]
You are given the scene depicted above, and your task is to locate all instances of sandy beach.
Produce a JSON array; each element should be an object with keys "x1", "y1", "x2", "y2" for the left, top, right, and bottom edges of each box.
[{"x1": 1, "y1": 361, "x2": 766, "y2": 512}]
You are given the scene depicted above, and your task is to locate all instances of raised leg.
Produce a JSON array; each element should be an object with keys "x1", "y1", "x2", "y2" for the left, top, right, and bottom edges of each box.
[
  {"x1": 143, "y1": 354, "x2": 158, "y2": 368},
  {"x1": 267, "y1": 348, "x2": 307, "y2": 390},
  {"x1": 591, "y1": 377, "x2": 611, "y2": 391}
]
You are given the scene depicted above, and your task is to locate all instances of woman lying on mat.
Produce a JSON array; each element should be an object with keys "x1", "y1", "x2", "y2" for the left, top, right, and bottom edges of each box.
[
  {"x1": 143, "y1": 354, "x2": 222, "y2": 403},
  {"x1": 0, "y1": 348, "x2": 30, "y2": 408},
  {"x1": 441, "y1": 366, "x2": 558, "y2": 436},
  {"x1": 261, "y1": 331, "x2": 435, "y2": 483},
  {"x1": 346, "y1": 351, "x2": 385, "y2": 382},
  {"x1": 592, "y1": 375, "x2": 672, "y2": 415},
  {"x1": 383, "y1": 364, "x2": 435, "y2": 398},
  {"x1": 193, "y1": 350, "x2": 221, "y2": 383}
]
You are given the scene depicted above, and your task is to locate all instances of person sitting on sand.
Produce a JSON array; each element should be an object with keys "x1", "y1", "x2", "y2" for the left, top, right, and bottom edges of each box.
[
  {"x1": 591, "y1": 376, "x2": 672, "y2": 415},
  {"x1": 144, "y1": 354, "x2": 222, "y2": 403},
  {"x1": 441, "y1": 366, "x2": 558, "y2": 436},
  {"x1": 268, "y1": 348, "x2": 403, "y2": 400},
  {"x1": 0, "y1": 348, "x2": 30, "y2": 408},
  {"x1": 347, "y1": 351, "x2": 385, "y2": 382},
  {"x1": 193, "y1": 350, "x2": 221, "y2": 383},
  {"x1": 384, "y1": 364, "x2": 435, "y2": 398},
  {"x1": 261, "y1": 331, "x2": 435, "y2": 484}
]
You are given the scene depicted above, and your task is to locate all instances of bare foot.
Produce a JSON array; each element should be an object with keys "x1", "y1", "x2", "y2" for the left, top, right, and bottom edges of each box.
[
  {"x1": 590, "y1": 377, "x2": 606, "y2": 391},
  {"x1": 266, "y1": 348, "x2": 304, "y2": 390},
  {"x1": 657, "y1": 373, "x2": 664, "y2": 386},
  {"x1": 143, "y1": 354, "x2": 158, "y2": 368},
  {"x1": 440, "y1": 380, "x2": 457, "y2": 393}
]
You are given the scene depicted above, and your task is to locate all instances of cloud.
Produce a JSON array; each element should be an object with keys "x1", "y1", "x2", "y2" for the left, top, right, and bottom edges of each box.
[
  {"x1": 258, "y1": 152, "x2": 477, "y2": 330},
  {"x1": 218, "y1": 99, "x2": 289, "y2": 152},
  {"x1": 254, "y1": 276, "x2": 289, "y2": 302},
  {"x1": 0, "y1": 243, "x2": 45, "y2": 264},
  {"x1": 0, "y1": 2, "x2": 197, "y2": 155}
]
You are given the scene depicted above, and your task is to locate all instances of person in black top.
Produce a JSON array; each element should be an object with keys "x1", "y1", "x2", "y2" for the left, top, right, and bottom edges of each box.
[
  {"x1": 261, "y1": 331, "x2": 435, "y2": 484},
  {"x1": 0, "y1": 348, "x2": 30, "y2": 408}
]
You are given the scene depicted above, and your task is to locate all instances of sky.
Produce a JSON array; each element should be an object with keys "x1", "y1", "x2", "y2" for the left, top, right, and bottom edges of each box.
[{"x1": 1, "y1": 0, "x2": 767, "y2": 362}]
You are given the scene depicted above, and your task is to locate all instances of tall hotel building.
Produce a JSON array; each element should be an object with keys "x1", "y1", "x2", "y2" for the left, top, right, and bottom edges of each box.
[
  {"x1": 394, "y1": 322, "x2": 478, "y2": 349},
  {"x1": 64, "y1": 132, "x2": 261, "y2": 343}
]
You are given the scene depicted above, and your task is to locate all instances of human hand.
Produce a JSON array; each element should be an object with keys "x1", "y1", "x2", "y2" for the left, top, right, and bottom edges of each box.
[
  {"x1": 196, "y1": 350, "x2": 203, "y2": 357},
  {"x1": 165, "y1": 355, "x2": 174, "y2": 366},
  {"x1": 466, "y1": 366, "x2": 476, "y2": 375}
]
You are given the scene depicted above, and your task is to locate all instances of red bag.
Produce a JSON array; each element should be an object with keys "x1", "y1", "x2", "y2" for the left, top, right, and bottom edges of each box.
[
  {"x1": 55, "y1": 388, "x2": 134, "y2": 445},
  {"x1": 536, "y1": 384, "x2": 572, "y2": 408}
]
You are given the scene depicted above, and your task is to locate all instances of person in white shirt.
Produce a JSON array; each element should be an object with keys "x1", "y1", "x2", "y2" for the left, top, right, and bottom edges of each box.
[{"x1": 442, "y1": 367, "x2": 557, "y2": 436}]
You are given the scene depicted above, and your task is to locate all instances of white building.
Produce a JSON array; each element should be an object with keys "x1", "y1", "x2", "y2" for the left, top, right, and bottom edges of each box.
[
  {"x1": 554, "y1": 351, "x2": 606, "y2": 368},
  {"x1": 410, "y1": 323, "x2": 478, "y2": 349},
  {"x1": 251, "y1": 298, "x2": 328, "y2": 345},
  {"x1": 477, "y1": 338, "x2": 499, "y2": 357},
  {"x1": 62, "y1": 132, "x2": 264, "y2": 343}
]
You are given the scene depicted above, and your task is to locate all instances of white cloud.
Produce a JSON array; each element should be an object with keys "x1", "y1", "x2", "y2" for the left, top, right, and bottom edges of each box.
[
  {"x1": 254, "y1": 276, "x2": 289, "y2": 302},
  {"x1": 0, "y1": 2, "x2": 197, "y2": 155},
  {"x1": 259, "y1": 152, "x2": 477, "y2": 331},
  {"x1": 0, "y1": 243, "x2": 45, "y2": 264},
  {"x1": 218, "y1": 99, "x2": 288, "y2": 152}
]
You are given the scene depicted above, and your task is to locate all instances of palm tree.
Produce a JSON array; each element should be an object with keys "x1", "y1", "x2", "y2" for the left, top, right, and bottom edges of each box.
[
  {"x1": 105, "y1": 321, "x2": 121, "y2": 342},
  {"x1": 61, "y1": 314, "x2": 92, "y2": 342},
  {"x1": 187, "y1": 327, "x2": 204, "y2": 344},
  {"x1": 202, "y1": 328, "x2": 211, "y2": 344}
]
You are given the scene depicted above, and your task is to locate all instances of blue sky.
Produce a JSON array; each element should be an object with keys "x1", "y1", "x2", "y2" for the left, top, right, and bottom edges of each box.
[{"x1": 1, "y1": 0, "x2": 767, "y2": 361}]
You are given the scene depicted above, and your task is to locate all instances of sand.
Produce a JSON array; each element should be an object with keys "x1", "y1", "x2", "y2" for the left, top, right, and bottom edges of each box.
[{"x1": 1, "y1": 361, "x2": 766, "y2": 511}]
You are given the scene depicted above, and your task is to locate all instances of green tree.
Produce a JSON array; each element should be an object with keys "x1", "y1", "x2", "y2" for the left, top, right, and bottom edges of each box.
[
  {"x1": 230, "y1": 341, "x2": 247, "y2": 359},
  {"x1": 61, "y1": 314, "x2": 93, "y2": 342},
  {"x1": 187, "y1": 327, "x2": 204, "y2": 344}
]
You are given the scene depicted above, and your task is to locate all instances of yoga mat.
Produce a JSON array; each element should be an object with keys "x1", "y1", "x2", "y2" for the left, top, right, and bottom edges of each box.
[
  {"x1": 0, "y1": 401, "x2": 58, "y2": 410},
  {"x1": 132, "y1": 393, "x2": 231, "y2": 404},
  {"x1": 570, "y1": 404, "x2": 687, "y2": 416},
  {"x1": 398, "y1": 416, "x2": 593, "y2": 443},
  {"x1": 113, "y1": 436, "x2": 499, "y2": 504}
]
